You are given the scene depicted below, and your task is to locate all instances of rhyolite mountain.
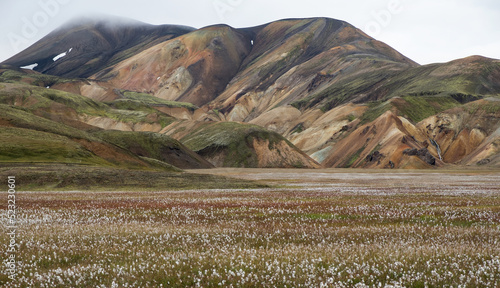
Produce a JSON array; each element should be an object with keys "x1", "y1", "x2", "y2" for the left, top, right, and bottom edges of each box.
[
  {"x1": 2, "y1": 16, "x2": 195, "y2": 78},
  {"x1": 1, "y1": 16, "x2": 500, "y2": 170}
]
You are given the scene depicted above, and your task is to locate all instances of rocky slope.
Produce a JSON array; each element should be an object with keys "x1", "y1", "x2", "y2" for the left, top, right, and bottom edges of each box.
[
  {"x1": 0, "y1": 79, "x2": 212, "y2": 170},
  {"x1": 169, "y1": 121, "x2": 319, "y2": 168},
  {"x1": 2, "y1": 16, "x2": 500, "y2": 169},
  {"x1": 92, "y1": 24, "x2": 253, "y2": 106},
  {"x1": 210, "y1": 18, "x2": 417, "y2": 121},
  {"x1": 2, "y1": 16, "x2": 194, "y2": 78}
]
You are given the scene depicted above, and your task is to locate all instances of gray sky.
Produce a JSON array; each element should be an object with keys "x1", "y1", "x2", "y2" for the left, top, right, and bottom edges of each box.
[{"x1": 1, "y1": 0, "x2": 499, "y2": 65}]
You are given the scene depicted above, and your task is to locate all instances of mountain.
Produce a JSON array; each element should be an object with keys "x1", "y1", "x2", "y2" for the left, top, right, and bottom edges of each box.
[
  {"x1": 1, "y1": 16, "x2": 500, "y2": 170},
  {"x1": 172, "y1": 121, "x2": 319, "y2": 168},
  {"x1": 0, "y1": 76, "x2": 212, "y2": 170},
  {"x1": 2, "y1": 16, "x2": 195, "y2": 78},
  {"x1": 93, "y1": 24, "x2": 253, "y2": 106},
  {"x1": 211, "y1": 18, "x2": 417, "y2": 120}
]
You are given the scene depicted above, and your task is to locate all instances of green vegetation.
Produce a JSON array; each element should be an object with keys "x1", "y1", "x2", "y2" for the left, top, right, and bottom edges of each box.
[
  {"x1": 0, "y1": 107, "x2": 179, "y2": 170},
  {"x1": 357, "y1": 94, "x2": 472, "y2": 125},
  {"x1": 0, "y1": 105, "x2": 178, "y2": 170},
  {"x1": 291, "y1": 70, "x2": 393, "y2": 112},
  {"x1": 0, "y1": 127, "x2": 106, "y2": 165},
  {"x1": 395, "y1": 95, "x2": 462, "y2": 123},
  {"x1": 291, "y1": 58, "x2": 500, "y2": 114},
  {"x1": 466, "y1": 100, "x2": 500, "y2": 115},
  {"x1": 171, "y1": 124, "x2": 187, "y2": 135},
  {"x1": 93, "y1": 130, "x2": 210, "y2": 169},
  {"x1": 346, "y1": 114, "x2": 357, "y2": 122},
  {"x1": 1, "y1": 171, "x2": 497, "y2": 287},
  {"x1": 342, "y1": 145, "x2": 366, "y2": 168},
  {"x1": 0, "y1": 104, "x2": 95, "y2": 140},
  {"x1": 370, "y1": 144, "x2": 383, "y2": 155},
  {"x1": 115, "y1": 90, "x2": 198, "y2": 110},
  {"x1": 0, "y1": 82, "x2": 199, "y2": 171},
  {"x1": 212, "y1": 108, "x2": 220, "y2": 118},
  {"x1": 0, "y1": 83, "x2": 104, "y2": 113},
  {"x1": 0, "y1": 82, "x2": 175, "y2": 128},
  {"x1": 359, "y1": 101, "x2": 391, "y2": 125},
  {"x1": 0, "y1": 69, "x2": 76, "y2": 87},
  {"x1": 290, "y1": 123, "x2": 305, "y2": 134},
  {"x1": 256, "y1": 45, "x2": 303, "y2": 90},
  {"x1": 0, "y1": 165, "x2": 267, "y2": 191},
  {"x1": 95, "y1": 130, "x2": 182, "y2": 152},
  {"x1": 181, "y1": 122, "x2": 289, "y2": 167},
  {"x1": 105, "y1": 101, "x2": 175, "y2": 127},
  {"x1": 182, "y1": 122, "x2": 284, "y2": 152},
  {"x1": 285, "y1": 19, "x2": 312, "y2": 34},
  {"x1": 290, "y1": 95, "x2": 314, "y2": 110},
  {"x1": 42, "y1": 89, "x2": 108, "y2": 112},
  {"x1": 377, "y1": 62, "x2": 499, "y2": 99}
]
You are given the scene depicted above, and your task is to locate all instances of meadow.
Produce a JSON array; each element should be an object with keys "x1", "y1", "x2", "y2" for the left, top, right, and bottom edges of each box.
[{"x1": 1, "y1": 169, "x2": 499, "y2": 287}]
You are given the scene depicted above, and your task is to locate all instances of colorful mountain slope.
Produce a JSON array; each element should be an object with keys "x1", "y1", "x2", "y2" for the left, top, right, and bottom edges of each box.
[
  {"x1": 2, "y1": 16, "x2": 500, "y2": 169},
  {"x1": 2, "y1": 16, "x2": 194, "y2": 78}
]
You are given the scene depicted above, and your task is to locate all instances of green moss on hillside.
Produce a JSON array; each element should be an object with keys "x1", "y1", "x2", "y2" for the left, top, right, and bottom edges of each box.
[
  {"x1": 343, "y1": 148, "x2": 364, "y2": 168},
  {"x1": 94, "y1": 130, "x2": 212, "y2": 169},
  {"x1": 0, "y1": 127, "x2": 107, "y2": 165},
  {"x1": 357, "y1": 94, "x2": 476, "y2": 125},
  {"x1": 181, "y1": 122, "x2": 289, "y2": 167},
  {"x1": 115, "y1": 90, "x2": 198, "y2": 110},
  {"x1": 182, "y1": 122, "x2": 283, "y2": 152},
  {"x1": 291, "y1": 70, "x2": 393, "y2": 112},
  {"x1": 290, "y1": 58, "x2": 500, "y2": 114},
  {"x1": 465, "y1": 100, "x2": 500, "y2": 115},
  {"x1": 395, "y1": 95, "x2": 462, "y2": 123},
  {"x1": 0, "y1": 105, "x2": 181, "y2": 170},
  {"x1": 359, "y1": 101, "x2": 391, "y2": 125},
  {"x1": 0, "y1": 104, "x2": 96, "y2": 140},
  {"x1": 0, "y1": 69, "x2": 76, "y2": 87},
  {"x1": 0, "y1": 83, "x2": 175, "y2": 128}
]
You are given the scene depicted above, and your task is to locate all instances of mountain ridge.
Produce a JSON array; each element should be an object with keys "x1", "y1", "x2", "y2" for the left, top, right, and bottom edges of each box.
[
  {"x1": 3, "y1": 15, "x2": 195, "y2": 78},
  {"x1": 1, "y1": 16, "x2": 500, "y2": 170}
]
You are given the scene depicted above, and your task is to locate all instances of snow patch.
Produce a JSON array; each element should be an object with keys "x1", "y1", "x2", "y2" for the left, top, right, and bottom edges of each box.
[
  {"x1": 53, "y1": 52, "x2": 67, "y2": 62},
  {"x1": 157, "y1": 77, "x2": 161, "y2": 80},
  {"x1": 53, "y1": 47, "x2": 73, "y2": 62},
  {"x1": 20, "y1": 63, "x2": 38, "y2": 70}
]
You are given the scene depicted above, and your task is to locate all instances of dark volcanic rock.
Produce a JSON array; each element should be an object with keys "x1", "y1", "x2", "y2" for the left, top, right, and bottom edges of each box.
[
  {"x1": 403, "y1": 148, "x2": 418, "y2": 156},
  {"x1": 404, "y1": 148, "x2": 436, "y2": 165},
  {"x1": 477, "y1": 159, "x2": 491, "y2": 166},
  {"x1": 366, "y1": 151, "x2": 384, "y2": 163},
  {"x1": 387, "y1": 161, "x2": 395, "y2": 169}
]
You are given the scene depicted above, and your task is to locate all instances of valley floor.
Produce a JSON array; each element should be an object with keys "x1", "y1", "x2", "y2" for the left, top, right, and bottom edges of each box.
[{"x1": 1, "y1": 169, "x2": 500, "y2": 287}]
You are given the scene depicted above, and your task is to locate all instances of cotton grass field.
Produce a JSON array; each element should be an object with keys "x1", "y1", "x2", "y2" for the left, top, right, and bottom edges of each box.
[{"x1": 1, "y1": 169, "x2": 500, "y2": 287}]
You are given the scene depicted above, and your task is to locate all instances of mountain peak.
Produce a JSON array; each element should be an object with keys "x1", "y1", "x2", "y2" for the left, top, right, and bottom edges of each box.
[
  {"x1": 452, "y1": 55, "x2": 500, "y2": 64},
  {"x1": 61, "y1": 14, "x2": 149, "y2": 28},
  {"x1": 1, "y1": 17, "x2": 500, "y2": 169},
  {"x1": 59, "y1": 14, "x2": 196, "y2": 32},
  {"x1": 2, "y1": 15, "x2": 195, "y2": 78}
]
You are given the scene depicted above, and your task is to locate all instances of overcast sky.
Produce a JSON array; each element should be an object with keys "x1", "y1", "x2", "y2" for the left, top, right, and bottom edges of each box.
[{"x1": 1, "y1": 0, "x2": 499, "y2": 65}]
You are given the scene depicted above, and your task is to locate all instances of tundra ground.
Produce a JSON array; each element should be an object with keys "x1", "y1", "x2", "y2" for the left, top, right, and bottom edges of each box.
[{"x1": 1, "y1": 169, "x2": 499, "y2": 287}]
